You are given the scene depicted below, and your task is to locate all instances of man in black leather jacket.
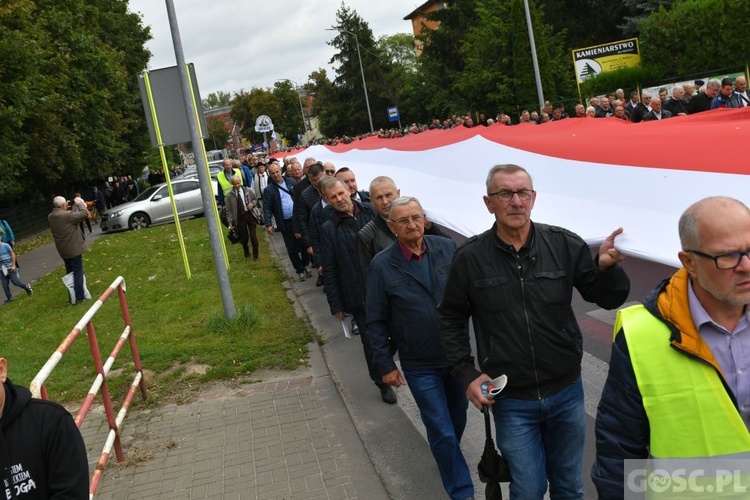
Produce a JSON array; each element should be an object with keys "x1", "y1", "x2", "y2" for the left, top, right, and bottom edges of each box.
[{"x1": 438, "y1": 164, "x2": 630, "y2": 499}]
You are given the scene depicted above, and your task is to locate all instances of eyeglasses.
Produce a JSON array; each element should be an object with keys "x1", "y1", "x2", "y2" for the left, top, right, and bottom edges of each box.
[
  {"x1": 324, "y1": 170, "x2": 335, "y2": 175},
  {"x1": 686, "y1": 249, "x2": 750, "y2": 270},
  {"x1": 390, "y1": 214, "x2": 424, "y2": 226},
  {"x1": 487, "y1": 189, "x2": 535, "y2": 202}
]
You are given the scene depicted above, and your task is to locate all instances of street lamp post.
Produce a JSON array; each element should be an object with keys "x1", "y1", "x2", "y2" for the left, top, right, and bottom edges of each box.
[
  {"x1": 327, "y1": 28, "x2": 374, "y2": 134},
  {"x1": 524, "y1": 0, "x2": 545, "y2": 111},
  {"x1": 277, "y1": 78, "x2": 309, "y2": 144}
]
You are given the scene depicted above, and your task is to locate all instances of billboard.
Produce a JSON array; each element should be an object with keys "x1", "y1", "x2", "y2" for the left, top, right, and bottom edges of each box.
[{"x1": 572, "y1": 38, "x2": 641, "y2": 84}]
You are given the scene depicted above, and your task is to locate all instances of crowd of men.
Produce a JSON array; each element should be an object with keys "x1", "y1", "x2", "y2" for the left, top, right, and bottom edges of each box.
[{"x1": 254, "y1": 152, "x2": 750, "y2": 500}]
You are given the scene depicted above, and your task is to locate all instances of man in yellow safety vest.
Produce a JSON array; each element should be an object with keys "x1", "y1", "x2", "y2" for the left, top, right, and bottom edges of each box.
[{"x1": 593, "y1": 196, "x2": 750, "y2": 498}]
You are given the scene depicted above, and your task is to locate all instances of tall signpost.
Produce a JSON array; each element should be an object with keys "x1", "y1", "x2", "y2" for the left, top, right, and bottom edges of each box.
[{"x1": 164, "y1": 0, "x2": 235, "y2": 319}]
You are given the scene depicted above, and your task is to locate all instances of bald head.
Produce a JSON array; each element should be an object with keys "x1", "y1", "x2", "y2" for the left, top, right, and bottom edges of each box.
[
  {"x1": 679, "y1": 197, "x2": 750, "y2": 249},
  {"x1": 53, "y1": 196, "x2": 67, "y2": 208}
]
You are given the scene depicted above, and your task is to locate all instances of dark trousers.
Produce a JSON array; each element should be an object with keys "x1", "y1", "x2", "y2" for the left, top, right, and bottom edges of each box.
[
  {"x1": 64, "y1": 255, "x2": 85, "y2": 301},
  {"x1": 352, "y1": 310, "x2": 387, "y2": 389},
  {"x1": 236, "y1": 210, "x2": 259, "y2": 259},
  {"x1": 281, "y1": 219, "x2": 308, "y2": 273}
]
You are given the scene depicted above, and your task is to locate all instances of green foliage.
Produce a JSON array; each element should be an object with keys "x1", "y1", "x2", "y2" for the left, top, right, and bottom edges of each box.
[
  {"x1": 230, "y1": 87, "x2": 280, "y2": 143},
  {"x1": 639, "y1": 0, "x2": 750, "y2": 78},
  {"x1": 0, "y1": 218, "x2": 314, "y2": 403},
  {"x1": 0, "y1": 0, "x2": 151, "y2": 202},
  {"x1": 579, "y1": 66, "x2": 661, "y2": 97},
  {"x1": 202, "y1": 91, "x2": 232, "y2": 110},
  {"x1": 203, "y1": 117, "x2": 231, "y2": 153}
]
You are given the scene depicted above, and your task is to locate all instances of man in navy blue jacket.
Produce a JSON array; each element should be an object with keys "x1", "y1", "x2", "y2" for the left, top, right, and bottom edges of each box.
[
  {"x1": 0, "y1": 357, "x2": 89, "y2": 499},
  {"x1": 366, "y1": 197, "x2": 473, "y2": 500}
]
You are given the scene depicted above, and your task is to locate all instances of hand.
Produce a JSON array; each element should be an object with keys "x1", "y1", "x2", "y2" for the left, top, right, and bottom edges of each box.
[
  {"x1": 598, "y1": 227, "x2": 625, "y2": 270},
  {"x1": 266, "y1": 226, "x2": 274, "y2": 235},
  {"x1": 294, "y1": 233, "x2": 302, "y2": 239},
  {"x1": 317, "y1": 266, "x2": 323, "y2": 276},
  {"x1": 467, "y1": 374, "x2": 494, "y2": 410},
  {"x1": 334, "y1": 311, "x2": 344, "y2": 321},
  {"x1": 382, "y1": 370, "x2": 406, "y2": 387},
  {"x1": 10, "y1": 265, "x2": 16, "y2": 272},
  {"x1": 228, "y1": 225, "x2": 234, "y2": 230},
  {"x1": 306, "y1": 247, "x2": 313, "y2": 255}
]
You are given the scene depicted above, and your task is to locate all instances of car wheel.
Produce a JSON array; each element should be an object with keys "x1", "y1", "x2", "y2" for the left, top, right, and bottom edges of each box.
[{"x1": 129, "y1": 212, "x2": 151, "y2": 230}]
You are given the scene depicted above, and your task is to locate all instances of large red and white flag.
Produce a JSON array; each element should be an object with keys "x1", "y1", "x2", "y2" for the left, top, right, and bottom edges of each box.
[{"x1": 283, "y1": 108, "x2": 750, "y2": 268}]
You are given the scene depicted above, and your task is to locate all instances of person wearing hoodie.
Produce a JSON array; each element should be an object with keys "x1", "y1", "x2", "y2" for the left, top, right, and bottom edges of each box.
[{"x1": 0, "y1": 357, "x2": 89, "y2": 499}]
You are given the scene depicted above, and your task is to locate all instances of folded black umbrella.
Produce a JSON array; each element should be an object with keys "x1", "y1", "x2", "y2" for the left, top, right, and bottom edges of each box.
[{"x1": 477, "y1": 405, "x2": 511, "y2": 499}]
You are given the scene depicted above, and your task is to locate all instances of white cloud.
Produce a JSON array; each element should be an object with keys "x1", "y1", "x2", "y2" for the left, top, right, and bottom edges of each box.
[{"x1": 127, "y1": 0, "x2": 417, "y2": 97}]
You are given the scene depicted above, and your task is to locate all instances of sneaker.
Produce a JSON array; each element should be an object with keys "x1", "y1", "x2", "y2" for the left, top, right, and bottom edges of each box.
[
  {"x1": 380, "y1": 386, "x2": 397, "y2": 404},
  {"x1": 3, "y1": 299, "x2": 12, "y2": 305},
  {"x1": 305, "y1": 267, "x2": 313, "y2": 278},
  {"x1": 25, "y1": 285, "x2": 33, "y2": 296},
  {"x1": 297, "y1": 272, "x2": 306, "y2": 282},
  {"x1": 351, "y1": 318, "x2": 360, "y2": 335}
]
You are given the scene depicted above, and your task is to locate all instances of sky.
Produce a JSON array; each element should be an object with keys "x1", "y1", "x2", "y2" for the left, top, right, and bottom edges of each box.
[{"x1": 127, "y1": 0, "x2": 418, "y2": 98}]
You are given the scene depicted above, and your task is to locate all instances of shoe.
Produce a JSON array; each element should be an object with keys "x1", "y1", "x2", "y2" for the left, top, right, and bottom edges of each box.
[
  {"x1": 3, "y1": 299, "x2": 11, "y2": 305},
  {"x1": 25, "y1": 285, "x2": 33, "y2": 296},
  {"x1": 253, "y1": 257, "x2": 259, "y2": 261},
  {"x1": 316, "y1": 275, "x2": 323, "y2": 287},
  {"x1": 351, "y1": 318, "x2": 360, "y2": 335},
  {"x1": 380, "y1": 386, "x2": 397, "y2": 404},
  {"x1": 298, "y1": 272, "x2": 306, "y2": 282},
  {"x1": 305, "y1": 267, "x2": 313, "y2": 278}
]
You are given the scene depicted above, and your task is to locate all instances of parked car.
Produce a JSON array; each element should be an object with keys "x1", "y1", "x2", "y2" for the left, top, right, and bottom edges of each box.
[{"x1": 100, "y1": 179, "x2": 205, "y2": 233}]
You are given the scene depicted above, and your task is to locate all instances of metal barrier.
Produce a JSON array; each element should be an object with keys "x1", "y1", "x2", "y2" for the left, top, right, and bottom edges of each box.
[{"x1": 29, "y1": 276, "x2": 147, "y2": 499}]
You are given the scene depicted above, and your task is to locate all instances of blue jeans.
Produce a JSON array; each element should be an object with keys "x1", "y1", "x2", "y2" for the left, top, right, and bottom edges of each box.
[
  {"x1": 492, "y1": 377, "x2": 585, "y2": 499},
  {"x1": 403, "y1": 367, "x2": 474, "y2": 500},
  {"x1": 64, "y1": 255, "x2": 85, "y2": 301},
  {"x1": 1, "y1": 269, "x2": 28, "y2": 301}
]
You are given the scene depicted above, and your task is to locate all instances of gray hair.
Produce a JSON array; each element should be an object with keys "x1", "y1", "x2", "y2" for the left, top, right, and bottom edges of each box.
[
  {"x1": 388, "y1": 196, "x2": 423, "y2": 220},
  {"x1": 706, "y1": 79, "x2": 721, "y2": 89},
  {"x1": 230, "y1": 175, "x2": 242, "y2": 184},
  {"x1": 370, "y1": 176, "x2": 397, "y2": 193},
  {"x1": 485, "y1": 165, "x2": 533, "y2": 194},
  {"x1": 317, "y1": 176, "x2": 344, "y2": 196},
  {"x1": 53, "y1": 196, "x2": 67, "y2": 208}
]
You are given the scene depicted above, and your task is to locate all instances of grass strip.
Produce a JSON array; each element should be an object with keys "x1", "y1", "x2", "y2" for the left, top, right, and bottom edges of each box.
[{"x1": 0, "y1": 217, "x2": 314, "y2": 406}]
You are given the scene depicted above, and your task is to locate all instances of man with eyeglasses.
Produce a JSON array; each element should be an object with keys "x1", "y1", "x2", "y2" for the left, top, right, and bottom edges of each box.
[
  {"x1": 367, "y1": 197, "x2": 474, "y2": 500},
  {"x1": 593, "y1": 196, "x2": 750, "y2": 497},
  {"x1": 438, "y1": 164, "x2": 630, "y2": 499}
]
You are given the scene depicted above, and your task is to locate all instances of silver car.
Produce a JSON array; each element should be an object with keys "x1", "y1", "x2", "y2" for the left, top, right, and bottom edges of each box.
[{"x1": 100, "y1": 179, "x2": 205, "y2": 233}]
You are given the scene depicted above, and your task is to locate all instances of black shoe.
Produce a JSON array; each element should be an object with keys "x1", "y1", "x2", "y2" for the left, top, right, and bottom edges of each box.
[
  {"x1": 351, "y1": 318, "x2": 360, "y2": 335},
  {"x1": 380, "y1": 386, "x2": 397, "y2": 404},
  {"x1": 316, "y1": 275, "x2": 323, "y2": 287}
]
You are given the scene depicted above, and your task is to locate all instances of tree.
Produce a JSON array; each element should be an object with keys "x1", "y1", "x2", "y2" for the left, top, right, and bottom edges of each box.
[
  {"x1": 203, "y1": 117, "x2": 231, "y2": 153},
  {"x1": 619, "y1": 0, "x2": 673, "y2": 37},
  {"x1": 230, "y1": 87, "x2": 280, "y2": 144},
  {"x1": 638, "y1": 0, "x2": 750, "y2": 78},
  {"x1": 377, "y1": 33, "x2": 417, "y2": 73},
  {"x1": 202, "y1": 90, "x2": 232, "y2": 110},
  {"x1": 0, "y1": 0, "x2": 151, "y2": 201},
  {"x1": 305, "y1": 69, "x2": 338, "y2": 138},
  {"x1": 272, "y1": 80, "x2": 305, "y2": 145},
  {"x1": 322, "y1": 4, "x2": 399, "y2": 136}
]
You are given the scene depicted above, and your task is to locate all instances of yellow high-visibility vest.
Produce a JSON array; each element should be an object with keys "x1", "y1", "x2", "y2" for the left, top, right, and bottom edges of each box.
[{"x1": 616, "y1": 304, "x2": 750, "y2": 458}]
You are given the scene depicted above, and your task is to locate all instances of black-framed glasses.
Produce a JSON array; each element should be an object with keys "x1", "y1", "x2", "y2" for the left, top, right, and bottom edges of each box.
[
  {"x1": 390, "y1": 214, "x2": 424, "y2": 227},
  {"x1": 487, "y1": 189, "x2": 535, "y2": 202},
  {"x1": 686, "y1": 249, "x2": 750, "y2": 270}
]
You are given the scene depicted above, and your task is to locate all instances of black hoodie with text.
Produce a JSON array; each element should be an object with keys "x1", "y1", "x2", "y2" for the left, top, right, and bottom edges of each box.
[{"x1": 0, "y1": 379, "x2": 88, "y2": 499}]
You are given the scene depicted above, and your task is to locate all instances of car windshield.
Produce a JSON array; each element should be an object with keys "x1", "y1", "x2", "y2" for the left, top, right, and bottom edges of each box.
[{"x1": 132, "y1": 185, "x2": 160, "y2": 202}]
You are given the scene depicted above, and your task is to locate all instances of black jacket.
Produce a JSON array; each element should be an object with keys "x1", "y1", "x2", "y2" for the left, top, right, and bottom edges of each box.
[
  {"x1": 319, "y1": 201, "x2": 376, "y2": 314},
  {"x1": 438, "y1": 222, "x2": 630, "y2": 399},
  {"x1": 662, "y1": 97, "x2": 687, "y2": 116},
  {"x1": 292, "y1": 185, "x2": 322, "y2": 249},
  {"x1": 687, "y1": 91, "x2": 713, "y2": 114},
  {"x1": 0, "y1": 380, "x2": 89, "y2": 499},
  {"x1": 641, "y1": 108, "x2": 673, "y2": 121},
  {"x1": 262, "y1": 177, "x2": 297, "y2": 231}
]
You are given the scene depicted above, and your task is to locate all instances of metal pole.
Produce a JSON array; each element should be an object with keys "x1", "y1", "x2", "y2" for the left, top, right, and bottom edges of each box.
[
  {"x1": 334, "y1": 29, "x2": 374, "y2": 134},
  {"x1": 277, "y1": 79, "x2": 309, "y2": 144},
  {"x1": 524, "y1": 0, "x2": 545, "y2": 111},
  {"x1": 164, "y1": 0, "x2": 235, "y2": 319}
]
